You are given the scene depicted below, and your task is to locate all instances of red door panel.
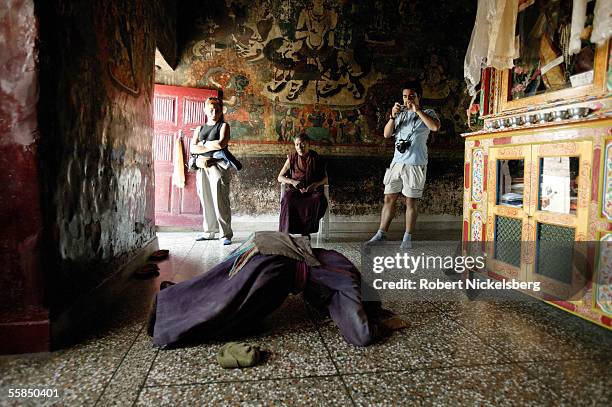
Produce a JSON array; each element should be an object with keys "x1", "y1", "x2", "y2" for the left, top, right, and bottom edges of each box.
[{"x1": 153, "y1": 85, "x2": 218, "y2": 227}]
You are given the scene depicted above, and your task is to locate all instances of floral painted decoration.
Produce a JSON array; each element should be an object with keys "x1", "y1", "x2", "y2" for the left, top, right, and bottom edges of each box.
[{"x1": 511, "y1": 65, "x2": 540, "y2": 100}]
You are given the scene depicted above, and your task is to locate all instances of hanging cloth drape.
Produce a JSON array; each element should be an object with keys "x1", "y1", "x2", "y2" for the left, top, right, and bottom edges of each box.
[
  {"x1": 487, "y1": 0, "x2": 519, "y2": 70},
  {"x1": 172, "y1": 135, "x2": 185, "y2": 188},
  {"x1": 571, "y1": 0, "x2": 612, "y2": 54},
  {"x1": 465, "y1": 0, "x2": 494, "y2": 95},
  {"x1": 569, "y1": 0, "x2": 588, "y2": 55},
  {"x1": 591, "y1": 0, "x2": 612, "y2": 46},
  {"x1": 464, "y1": 0, "x2": 518, "y2": 95}
]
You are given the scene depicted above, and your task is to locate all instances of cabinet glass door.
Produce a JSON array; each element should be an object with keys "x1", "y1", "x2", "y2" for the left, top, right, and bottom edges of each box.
[
  {"x1": 487, "y1": 145, "x2": 534, "y2": 280},
  {"x1": 526, "y1": 141, "x2": 592, "y2": 300}
]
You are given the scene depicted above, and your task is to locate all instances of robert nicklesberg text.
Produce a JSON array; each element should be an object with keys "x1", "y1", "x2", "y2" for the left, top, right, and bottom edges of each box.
[{"x1": 372, "y1": 278, "x2": 541, "y2": 292}]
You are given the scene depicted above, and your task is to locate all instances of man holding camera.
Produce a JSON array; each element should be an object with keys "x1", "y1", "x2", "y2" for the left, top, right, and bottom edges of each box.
[{"x1": 368, "y1": 81, "x2": 441, "y2": 249}]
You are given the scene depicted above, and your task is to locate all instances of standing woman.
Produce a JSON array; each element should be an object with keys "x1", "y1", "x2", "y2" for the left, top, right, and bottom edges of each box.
[
  {"x1": 277, "y1": 133, "x2": 328, "y2": 237},
  {"x1": 191, "y1": 97, "x2": 233, "y2": 245}
]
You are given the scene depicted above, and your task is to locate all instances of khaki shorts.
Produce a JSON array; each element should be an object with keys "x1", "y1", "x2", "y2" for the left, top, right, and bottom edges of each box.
[{"x1": 383, "y1": 163, "x2": 427, "y2": 198}]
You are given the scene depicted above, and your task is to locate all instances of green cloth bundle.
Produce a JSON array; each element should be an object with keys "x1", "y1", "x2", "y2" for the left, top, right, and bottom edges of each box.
[{"x1": 216, "y1": 342, "x2": 261, "y2": 369}]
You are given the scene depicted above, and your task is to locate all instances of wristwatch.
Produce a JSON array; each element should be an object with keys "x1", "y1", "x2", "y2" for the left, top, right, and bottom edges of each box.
[{"x1": 389, "y1": 115, "x2": 396, "y2": 120}]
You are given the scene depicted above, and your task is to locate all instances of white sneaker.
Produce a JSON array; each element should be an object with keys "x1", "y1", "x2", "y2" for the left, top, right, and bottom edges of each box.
[
  {"x1": 367, "y1": 231, "x2": 386, "y2": 243},
  {"x1": 195, "y1": 233, "x2": 217, "y2": 241},
  {"x1": 400, "y1": 240, "x2": 412, "y2": 250}
]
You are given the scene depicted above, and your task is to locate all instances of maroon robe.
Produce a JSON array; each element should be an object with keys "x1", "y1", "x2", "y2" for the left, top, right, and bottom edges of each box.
[
  {"x1": 150, "y1": 248, "x2": 380, "y2": 348},
  {"x1": 279, "y1": 150, "x2": 328, "y2": 235}
]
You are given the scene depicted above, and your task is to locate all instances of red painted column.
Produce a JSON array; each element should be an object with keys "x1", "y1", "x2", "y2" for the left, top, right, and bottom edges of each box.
[{"x1": 0, "y1": 0, "x2": 49, "y2": 354}]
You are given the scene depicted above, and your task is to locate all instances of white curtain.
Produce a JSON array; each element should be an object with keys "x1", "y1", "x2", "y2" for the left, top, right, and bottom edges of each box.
[
  {"x1": 464, "y1": 0, "x2": 518, "y2": 95},
  {"x1": 569, "y1": 0, "x2": 588, "y2": 55},
  {"x1": 591, "y1": 0, "x2": 612, "y2": 46}
]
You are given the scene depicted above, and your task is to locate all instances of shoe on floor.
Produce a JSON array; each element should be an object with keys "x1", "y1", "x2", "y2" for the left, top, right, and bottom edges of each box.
[
  {"x1": 134, "y1": 263, "x2": 160, "y2": 279},
  {"x1": 160, "y1": 280, "x2": 176, "y2": 290},
  {"x1": 195, "y1": 234, "x2": 217, "y2": 241},
  {"x1": 148, "y1": 249, "x2": 169, "y2": 261},
  {"x1": 222, "y1": 238, "x2": 232, "y2": 245},
  {"x1": 366, "y1": 230, "x2": 386, "y2": 243},
  {"x1": 400, "y1": 240, "x2": 413, "y2": 250}
]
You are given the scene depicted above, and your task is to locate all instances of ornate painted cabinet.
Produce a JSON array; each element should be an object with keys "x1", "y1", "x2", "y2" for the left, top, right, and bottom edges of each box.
[{"x1": 462, "y1": 1, "x2": 611, "y2": 328}]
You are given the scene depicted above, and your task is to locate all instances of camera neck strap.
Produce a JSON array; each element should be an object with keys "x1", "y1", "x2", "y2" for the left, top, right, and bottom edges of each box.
[{"x1": 396, "y1": 113, "x2": 419, "y2": 142}]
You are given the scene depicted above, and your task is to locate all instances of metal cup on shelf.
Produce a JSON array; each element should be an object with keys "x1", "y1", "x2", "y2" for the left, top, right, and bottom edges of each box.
[
  {"x1": 508, "y1": 116, "x2": 523, "y2": 127},
  {"x1": 523, "y1": 114, "x2": 535, "y2": 125},
  {"x1": 535, "y1": 112, "x2": 550, "y2": 123},
  {"x1": 552, "y1": 109, "x2": 568, "y2": 121},
  {"x1": 568, "y1": 107, "x2": 589, "y2": 119},
  {"x1": 497, "y1": 118, "x2": 508, "y2": 129}
]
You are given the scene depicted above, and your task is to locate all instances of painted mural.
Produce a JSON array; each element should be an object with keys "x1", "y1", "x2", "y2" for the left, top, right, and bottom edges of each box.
[{"x1": 156, "y1": 0, "x2": 476, "y2": 146}]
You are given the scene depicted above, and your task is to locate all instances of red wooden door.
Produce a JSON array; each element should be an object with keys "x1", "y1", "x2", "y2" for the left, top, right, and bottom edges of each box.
[{"x1": 153, "y1": 84, "x2": 218, "y2": 227}]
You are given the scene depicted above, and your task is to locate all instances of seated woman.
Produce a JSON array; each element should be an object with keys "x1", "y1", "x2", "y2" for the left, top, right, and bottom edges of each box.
[
  {"x1": 277, "y1": 133, "x2": 328, "y2": 237},
  {"x1": 148, "y1": 232, "x2": 402, "y2": 348}
]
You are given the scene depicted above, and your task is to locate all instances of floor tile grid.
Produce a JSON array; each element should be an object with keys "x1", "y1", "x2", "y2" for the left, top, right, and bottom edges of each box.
[
  {"x1": 507, "y1": 360, "x2": 604, "y2": 407},
  {"x1": 301, "y1": 289, "x2": 537, "y2": 406},
  {"x1": 133, "y1": 297, "x2": 342, "y2": 400},
  {"x1": 158, "y1": 236, "x2": 197, "y2": 283},
  {"x1": 304, "y1": 300, "x2": 359, "y2": 407},
  {"x1": 310, "y1": 242, "x2": 514, "y2": 370},
  {"x1": 92, "y1": 324, "x2": 148, "y2": 406},
  {"x1": 139, "y1": 371, "x2": 350, "y2": 386},
  {"x1": 307, "y1": 242, "x2": 521, "y2": 378},
  {"x1": 448, "y1": 306, "x2": 609, "y2": 363},
  {"x1": 312, "y1": 308, "x2": 564, "y2": 406},
  {"x1": 90, "y1": 234, "x2": 195, "y2": 406},
  {"x1": 130, "y1": 296, "x2": 352, "y2": 405},
  {"x1": 135, "y1": 376, "x2": 353, "y2": 406},
  {"x1": 444, "y1": 307, "x2": 591, "y2": 405},
  {"x1": 131, "y1": 342, "x2": 161, "y2": 406},
  {"x1": 142, "y1": 236, "x2": 609, "y2": 405}
]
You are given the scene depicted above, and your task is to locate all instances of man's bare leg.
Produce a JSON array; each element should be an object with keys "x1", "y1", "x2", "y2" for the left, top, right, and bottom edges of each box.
[
  {"x1": 368, "y1": 193, "x2": 399, "y2": 242},
  {"x1": 401, "y1": 197, "x2": 418, "y2": 249}
]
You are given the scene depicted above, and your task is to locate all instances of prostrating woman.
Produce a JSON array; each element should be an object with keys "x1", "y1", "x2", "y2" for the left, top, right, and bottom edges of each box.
[
  {"x1": 277, "y1": 133, "x2": 328, "y2": 237},
  {"x1": 148, "y1": 232, "x2": 399, "y2": 348}
]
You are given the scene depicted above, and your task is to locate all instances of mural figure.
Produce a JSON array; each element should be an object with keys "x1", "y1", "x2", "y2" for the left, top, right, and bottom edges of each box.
[
  {"x1": 193, "y1": 39, "x2": 226, "y2": 60},
  {"x1": 108, "y1": 7, "x2": 140, "y2": 95},
  {"x1": 305, "y1": 115, "x2": 330, "y2": 142},
  {"x1": 365, "y1": 1, "x2": 394, "y2": 45},
  {"x1": 295, "y1": 0, "x2": 337, "y2": 69},
  {"x1": 277, "y1": 109, "x2": 297, "y2": 141},
  {"x1": 337, "y1": 110, "x2": 363, "y2": 144},
  {"x1": 421, "y1": 54, "x2": 450, "y2": 100},
  {"x1": 174, "y1": 0, "x2": 471, "y2": 145},
  {"x1": 232, "y1": 0, "x2": 373, "y2": 105}
]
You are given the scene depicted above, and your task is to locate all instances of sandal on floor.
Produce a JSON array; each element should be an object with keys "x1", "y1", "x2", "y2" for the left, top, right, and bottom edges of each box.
[
  {"x1": 160, "y1": 280, "x2": 176, "y2": 290},
  {"x1": 148, "y1": 249, "x2": 169, "y2": 261},
  {"x1": 133, "y1": 263, "x2": 160, "y2": 279},
  {"x1": 381, "y1": 316, "x2": 409, "y2": 331}
]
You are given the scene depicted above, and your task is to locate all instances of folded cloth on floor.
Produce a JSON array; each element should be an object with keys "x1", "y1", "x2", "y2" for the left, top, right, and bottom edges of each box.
[{"x1": 216, "y1": 342, "x2": 261, "y2": 368}]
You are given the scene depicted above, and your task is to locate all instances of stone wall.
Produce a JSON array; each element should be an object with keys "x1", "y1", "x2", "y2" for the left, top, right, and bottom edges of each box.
[{"x1": 36, "y1": 0, "x2": 158, "y2": 315}]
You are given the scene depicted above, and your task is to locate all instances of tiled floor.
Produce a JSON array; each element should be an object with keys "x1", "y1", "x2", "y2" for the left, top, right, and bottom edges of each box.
[{"x1": 1, "y1": 231, "x2": 611, "y2": 406}]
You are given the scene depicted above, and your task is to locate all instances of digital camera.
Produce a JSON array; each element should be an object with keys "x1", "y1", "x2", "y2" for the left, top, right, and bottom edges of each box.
[{"x1": 395, "y1": 139, "x2": 411, "y2": 153}]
